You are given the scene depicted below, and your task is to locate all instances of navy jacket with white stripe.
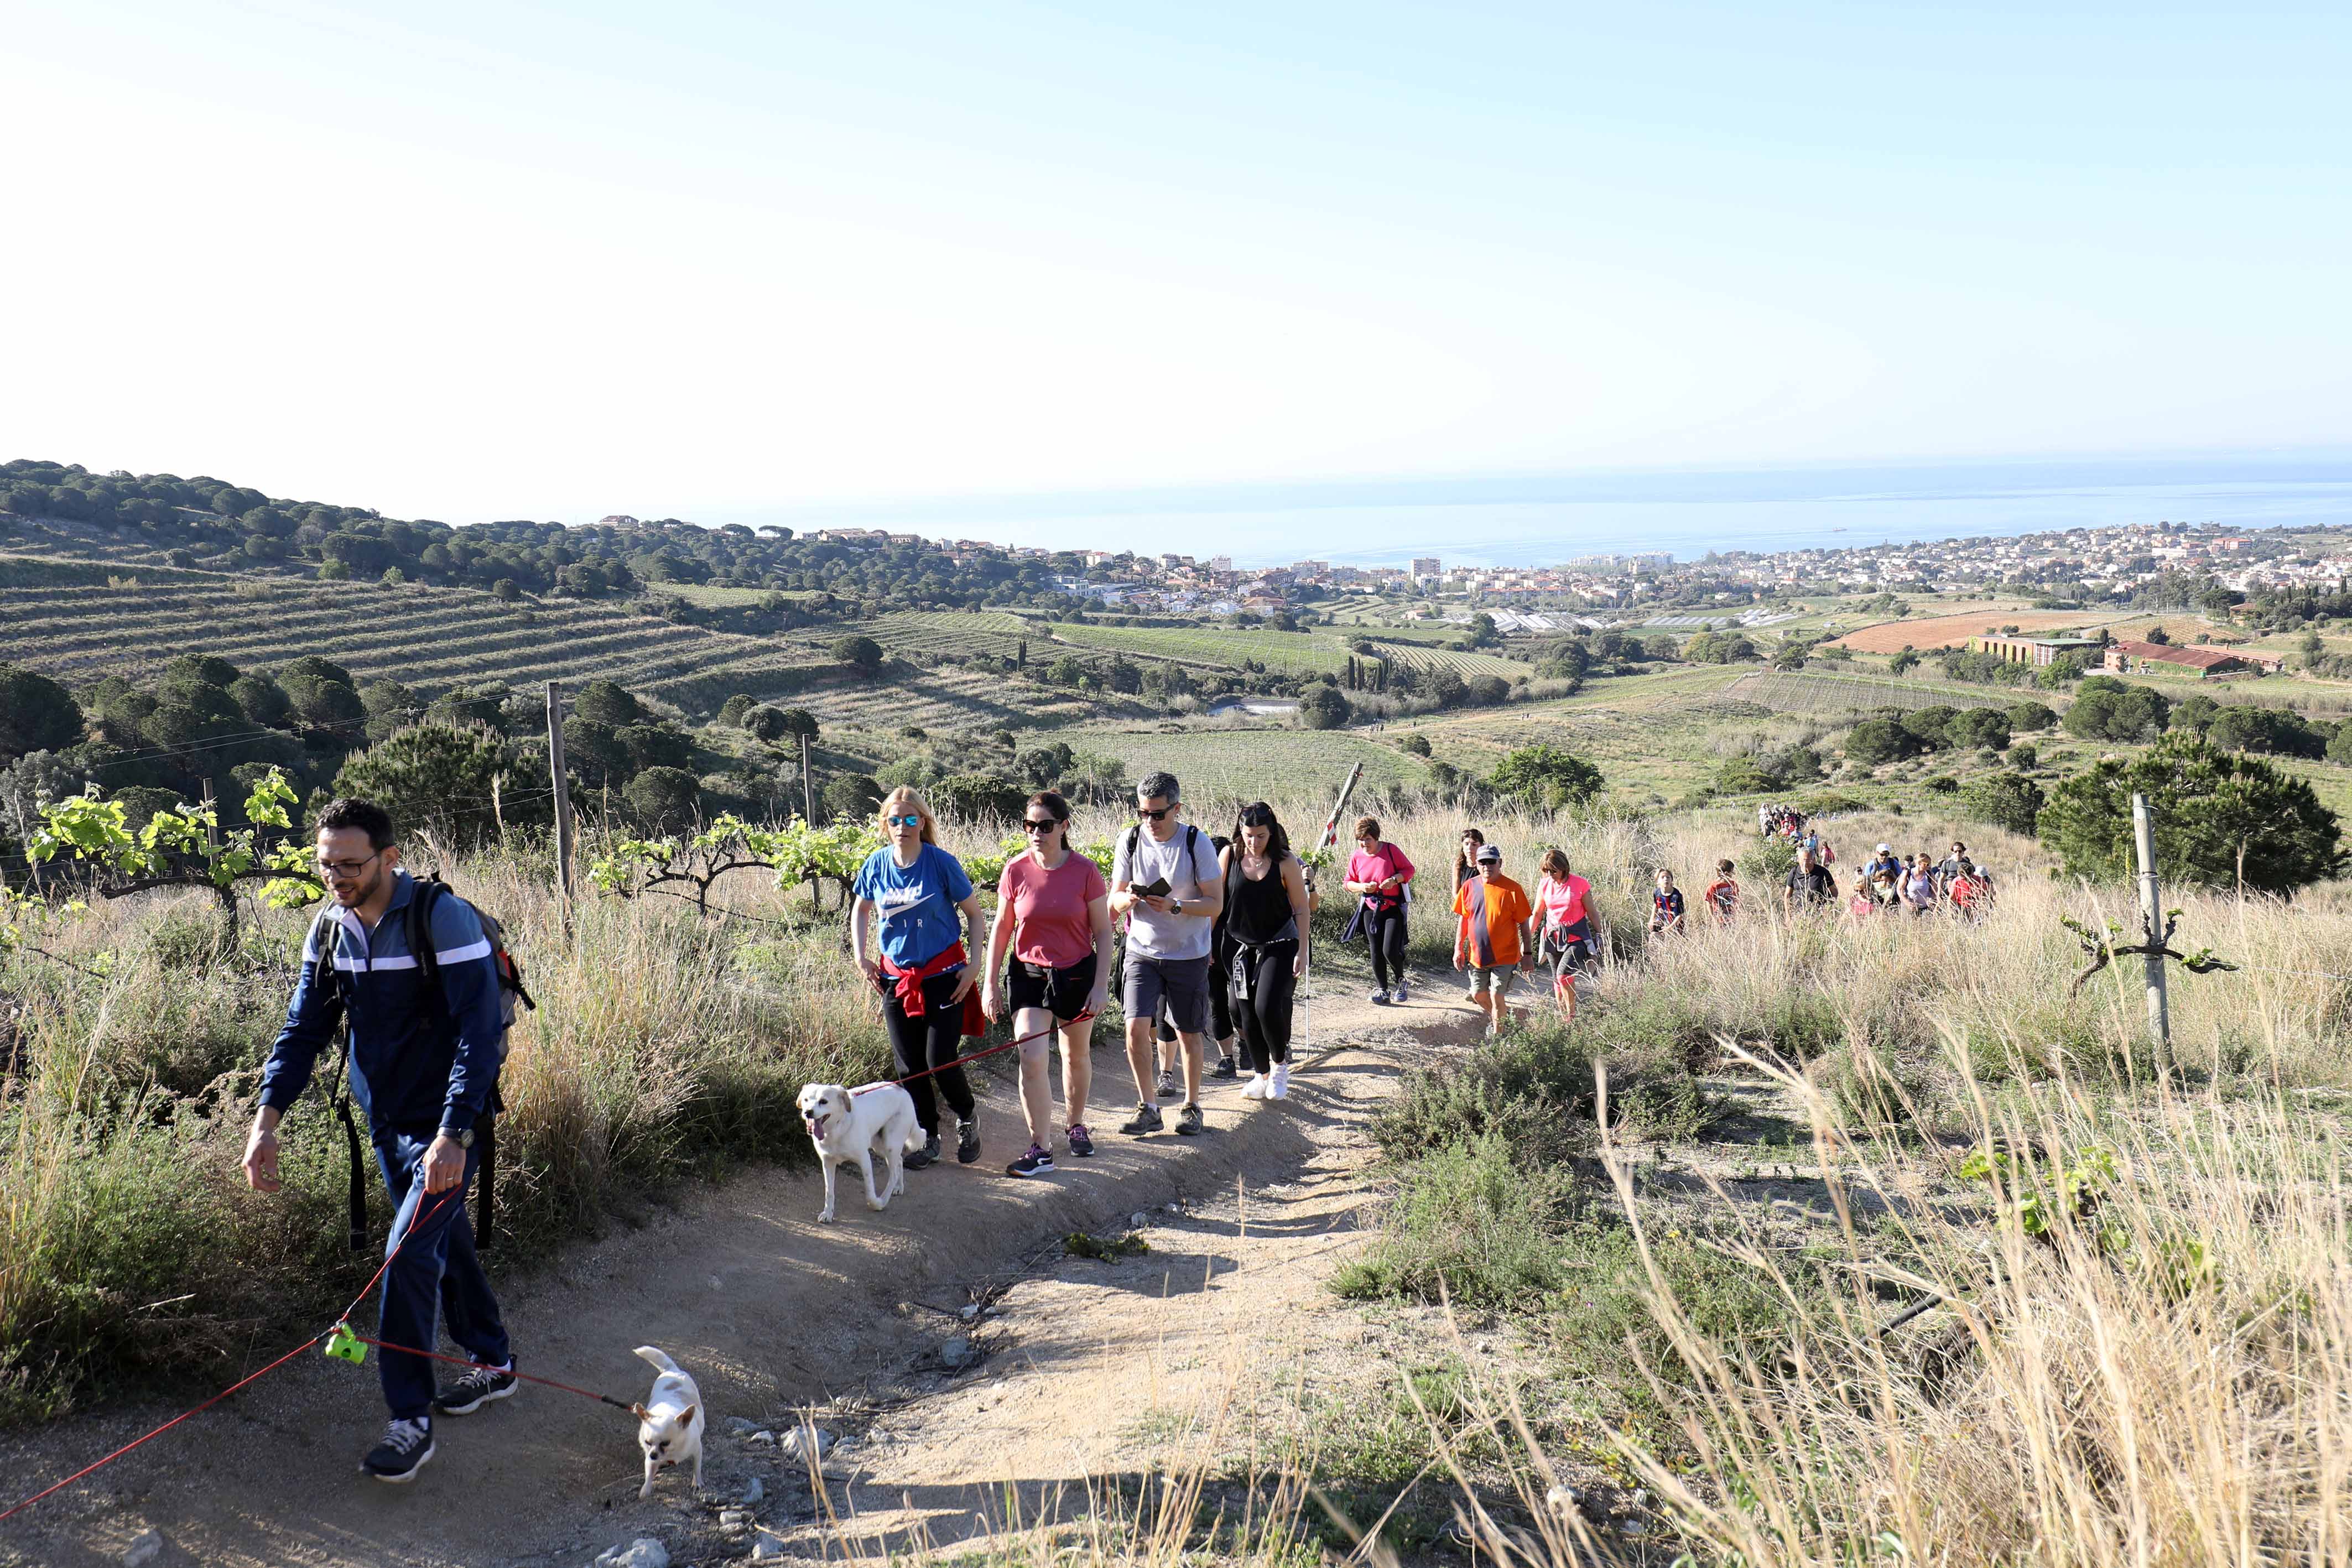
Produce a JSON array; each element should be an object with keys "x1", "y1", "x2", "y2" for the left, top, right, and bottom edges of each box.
[{"x1": 260, "y1": 869, "x2": 504, "y2": 1142}]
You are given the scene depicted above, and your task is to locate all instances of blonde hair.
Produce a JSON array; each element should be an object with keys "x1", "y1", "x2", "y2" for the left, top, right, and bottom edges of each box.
[{"x1": 878, "y1": 785, "x2": 939, "y2": 846}]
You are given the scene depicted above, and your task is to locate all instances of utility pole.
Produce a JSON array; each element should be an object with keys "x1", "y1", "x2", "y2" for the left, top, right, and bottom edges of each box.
[
  {"x1": 546, "y1": 681, "x2": 575, "y2": 919},
  {"x1": 799, "y1": 731, "x2": 816, "y2": 825},
  {"x1": 199, "y1": 779, "x2": 220, "y2": 853},
  {"x1": 2131, "y1": 791, "x2": 2169, "y2": 1050}
]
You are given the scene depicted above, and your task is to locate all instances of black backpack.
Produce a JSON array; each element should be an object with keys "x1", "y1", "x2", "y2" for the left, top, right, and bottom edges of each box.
[{"x1": 313, "y1": 875, "x2": 535, "y2": 1251}]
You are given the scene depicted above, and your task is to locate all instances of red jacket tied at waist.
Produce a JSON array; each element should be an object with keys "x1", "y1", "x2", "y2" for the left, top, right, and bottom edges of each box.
[{"x1": 879, "y1": 944, "x2": 987, "y2": 1037}]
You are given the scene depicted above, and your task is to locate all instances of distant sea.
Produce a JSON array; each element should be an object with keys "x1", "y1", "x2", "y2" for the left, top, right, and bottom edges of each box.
[{"x1": 731, "y1": 452, "x2": 2352, "y2": 571}]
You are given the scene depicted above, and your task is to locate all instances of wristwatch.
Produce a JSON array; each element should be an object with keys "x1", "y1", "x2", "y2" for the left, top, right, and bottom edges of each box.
[
  {"x1": 1169, "y1": 897, "x2": 1184, "y2": 916},
  {"x1": 440, "y1": 1125, "x2": 475, "y2": 1149}
]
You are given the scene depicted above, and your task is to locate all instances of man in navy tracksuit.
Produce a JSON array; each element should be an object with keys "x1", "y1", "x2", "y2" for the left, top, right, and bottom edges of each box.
[{"x1": 243, "y1": 797, "x2": 516, "y2": 1483}]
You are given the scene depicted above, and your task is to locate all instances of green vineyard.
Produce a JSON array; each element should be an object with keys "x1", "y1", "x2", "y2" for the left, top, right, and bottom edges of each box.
[{"x1": 0, "y1": 564, "x2": 831, "y2": 711}]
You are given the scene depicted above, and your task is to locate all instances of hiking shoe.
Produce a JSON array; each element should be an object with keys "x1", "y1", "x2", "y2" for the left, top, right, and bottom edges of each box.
[
  {"x1": 1209, "y1": 1054, "x2": 1240, "y2": 1080},
  {"x1": 1065, "y1": 1123, "x2": 1095, "y2": 1158},
  {"x1": 1119, "y1": 1103, "x2": 1163, "y2": 1135},
  {"x1": 1370, "y1": 988, "x2": 1391, "y2": 1005},
  {"x1": 362, "y1": 1418, "x2": 435, "y2": 1482},
  {"x1": 1393, "y1": 982, "x2": 1411, "y2": 1003},
  {"x1": 434, "y1": 1361, "x2": 517, "y2": 1415},
  {"x1": 1175, "y1": 1103, "x2": 1204, "y2": 1137},
  {"x1": 1006, "y1": 1144, "x2": 1055, "y2": 1177},
  {"x1": 958, "y1": 1116, "x2": 982, "y2": 1165},
  {"x1": 905, "y1": 1133, "x2": 942, "y2": 1170},
  {"x1": 1156, "y1": 1067, "x2": 1181, "y2": 1100}
]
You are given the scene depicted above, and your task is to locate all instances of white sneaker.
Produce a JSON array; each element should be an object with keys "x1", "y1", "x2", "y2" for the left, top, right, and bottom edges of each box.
[
  {"x1": 1269, "y1": 1064, "x2": 1291, "y2": 1099},
  {"x1": 1241, "y1": 1074, "x2": 1269, "y2": 1100}
]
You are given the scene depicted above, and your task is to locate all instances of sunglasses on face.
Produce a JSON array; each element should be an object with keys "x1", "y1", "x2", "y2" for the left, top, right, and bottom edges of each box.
[
  {"x1": 1023, "y1": 818, "x2": 1062, "y2": 833},
  {"x1": 1135, "y1": 806, "x2": 1170, "y2": 821},
  {"x1": 886, "y1": 814, "x2": 922, "y2": 827}
]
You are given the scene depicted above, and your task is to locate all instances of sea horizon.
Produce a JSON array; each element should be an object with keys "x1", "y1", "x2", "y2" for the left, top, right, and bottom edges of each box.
[{"x1": 688, "y1": 450, "x2": 2352, "y2": 571}]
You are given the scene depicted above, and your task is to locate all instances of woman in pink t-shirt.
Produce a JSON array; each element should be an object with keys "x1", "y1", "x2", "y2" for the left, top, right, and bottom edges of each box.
[
  {"x1": 981, "y1": 791, "x2": 1113, "y2": 1177},
  {"x1": 1534, "y1": 848, "x2": 1595, "y2": 1023},
  {"x1": 1341, "y1": 815, "x2": 1417, "y2": 1004}
]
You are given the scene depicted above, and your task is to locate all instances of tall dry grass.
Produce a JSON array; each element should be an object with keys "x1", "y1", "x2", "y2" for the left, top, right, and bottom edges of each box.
[
  {"x1": 1429, "y1": 1053, "x2": 2352, "y2": 1566},
  {"x1": 0, "y1": 842, "x2": 886, "y2": 1419},
  {"x1": 1337, "y1": 804, "x2": 2352, "y2": 1567}
]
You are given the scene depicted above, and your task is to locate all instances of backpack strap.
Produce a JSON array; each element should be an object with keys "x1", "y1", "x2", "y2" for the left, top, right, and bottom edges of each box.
[
  {"x1": 308, "y1": 911, "x2": 371, "y2": 1254},
  {"x1": 407, "y1": 874, "x2": 447, "y2": 1012}
]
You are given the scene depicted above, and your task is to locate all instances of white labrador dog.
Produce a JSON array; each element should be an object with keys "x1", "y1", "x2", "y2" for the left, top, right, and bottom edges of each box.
[
  {"x1": 631, "y1": 1345, "x2": 703, "y2": 1499},
  {"x1": 798, "y1": 1081, "x2": 924, "y2": 1222}
]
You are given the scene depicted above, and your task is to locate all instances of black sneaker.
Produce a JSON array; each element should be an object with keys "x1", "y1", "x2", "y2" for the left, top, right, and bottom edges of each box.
[
  {"x1": 957, "y1": 1117, "x2": 982, "y2": 1165},
  {"x1": 362, "y1": 1418, "x2": 435, "y2": 1482},
  {"x1": 905, "y1": 1133, "x2": 942, "y2": 1170},
  {"x1": 1175, "y1": 1103, "x2": 1203, "y2": 1137},
  {"x1": 1156, "y1": 1067, "x2": 1181, "y2": 1100},
  {"x1": 1119, "y1": 1103, "x2": 1163, "y2": 1135},
  {"x1": 1065, "y1": 1122, "x2": 1094, "y2": 1157},
  {"x1": 1209, "y1": 1055, "x2": 1240, "y2": 1080},
  {"x1": 434, "y1": 1361, "x2": 517, "y2": 1415},
  {"x1": 1006, "y1": 1144, "x2": 1055, "y2": 1177}
]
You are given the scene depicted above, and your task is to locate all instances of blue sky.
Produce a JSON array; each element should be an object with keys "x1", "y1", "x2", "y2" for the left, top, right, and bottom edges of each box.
[{"x1": 4, "y1": 1, "x2": 2348, "y2": 532}]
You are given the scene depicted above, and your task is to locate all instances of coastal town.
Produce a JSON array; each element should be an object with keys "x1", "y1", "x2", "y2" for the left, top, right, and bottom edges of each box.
[{"x1": 794, "y1": 517, "x2": 2351, "y2": 619}]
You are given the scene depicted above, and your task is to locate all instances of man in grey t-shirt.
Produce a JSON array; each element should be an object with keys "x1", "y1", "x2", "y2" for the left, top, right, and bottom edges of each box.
[{"x1": 1109, "y1": 771, "x2": 1225, "y2": 1137}]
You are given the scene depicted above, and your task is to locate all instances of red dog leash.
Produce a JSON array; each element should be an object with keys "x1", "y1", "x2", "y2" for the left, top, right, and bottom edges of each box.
[{"x1": 855, "y1": 1008, "x2": 1097, "y2": 1095}]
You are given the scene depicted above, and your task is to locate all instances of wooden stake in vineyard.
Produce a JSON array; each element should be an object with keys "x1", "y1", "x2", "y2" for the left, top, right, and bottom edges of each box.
[{"x1": 545, "y1": 680, "x2": 576, "y2": 929}]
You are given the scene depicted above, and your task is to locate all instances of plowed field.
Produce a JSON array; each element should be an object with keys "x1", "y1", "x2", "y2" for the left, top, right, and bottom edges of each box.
[{"x1": 1830, "y1": 611, "x2": 2100, "y2": 653}]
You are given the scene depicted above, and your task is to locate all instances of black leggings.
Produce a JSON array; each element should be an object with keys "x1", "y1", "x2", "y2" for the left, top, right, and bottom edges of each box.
[
  {"x1": 881, "y1": 969, "x2": 976, "y2": 1136},
  {"x1": 1365, "y1": 902, "x2": 1408, "y2": 990},
  {"x1": 1230, "y1": 939, "x2": 1299, "y2": 1073}
]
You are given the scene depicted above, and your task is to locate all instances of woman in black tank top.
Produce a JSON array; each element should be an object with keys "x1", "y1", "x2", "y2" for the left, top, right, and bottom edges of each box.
[{"x1": 1219, "y1": 802, "x2": 1312, "y2": 1101}]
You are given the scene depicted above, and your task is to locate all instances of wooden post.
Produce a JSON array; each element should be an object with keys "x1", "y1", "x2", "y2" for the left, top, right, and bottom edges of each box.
[
  {"x1": 2131, "y1": 791, "x2": 2169, "y2": 1050},
  {"x1": 1315, "y1": 762, "x2": 1366, "y2": 855},
  {"x1": 545, "y1": 681, "x2": 575, "y2": 916},
  {"x1": 799, "y1": 731, "x2": 816, "y2": 825}
]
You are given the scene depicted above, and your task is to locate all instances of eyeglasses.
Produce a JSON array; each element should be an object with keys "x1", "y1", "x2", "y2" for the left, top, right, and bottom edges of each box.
[
  {"x1": 1135, "y1": 806, "x2": 1170, "y2": 821},
  {"x1": 316, "y1": 851, "x2": 381, "y2": 880},
  {"x1": 1022, "y1": 818, "x2": 1062, "y2": 834},
  {"x1": 886, "y1": 814, "x2": 923, "y2": 827}
]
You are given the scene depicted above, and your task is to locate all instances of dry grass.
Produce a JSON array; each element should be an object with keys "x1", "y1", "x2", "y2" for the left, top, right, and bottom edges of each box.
[
  {"x1": 0, "y1": 846, "x2": 887, "y2": 1419},
  {"x1": 1330, "y1": 801, "x2": 2352, "y2": 1568}
]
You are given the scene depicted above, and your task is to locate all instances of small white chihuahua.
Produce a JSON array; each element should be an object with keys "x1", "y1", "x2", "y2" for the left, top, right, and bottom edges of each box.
[
  {"x1": 797, "y1": 1081, "x2": 924, "y2": 1223},
  {"x1": 631, "y1": 1345, "x2": 704, "y2": 1499}
]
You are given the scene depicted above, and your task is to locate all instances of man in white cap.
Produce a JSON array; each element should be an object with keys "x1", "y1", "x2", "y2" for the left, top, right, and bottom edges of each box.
[{"x1": 1865, "y1": 842, "x2": 1903, "y2": 883}]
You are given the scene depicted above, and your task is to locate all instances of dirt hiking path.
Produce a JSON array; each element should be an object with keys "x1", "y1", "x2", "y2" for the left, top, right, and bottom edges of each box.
[{"x1": 1, "y1": 984, "x2": 1470, "y2": 1567}]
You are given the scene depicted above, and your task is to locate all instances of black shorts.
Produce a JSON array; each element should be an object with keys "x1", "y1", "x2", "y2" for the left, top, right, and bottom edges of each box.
[
  {"x1": 1007, "y1": 953, "x2": 1098, "y2": 1023},
  {"x1": 1544, "y1": 918, "x2": 1595, "y2": 969}
]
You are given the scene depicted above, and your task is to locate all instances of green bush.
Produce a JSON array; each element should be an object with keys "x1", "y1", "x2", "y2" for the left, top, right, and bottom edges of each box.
[
  {"x1": 1845, "y1": 718, "x2": 1920, "y2": 766},
  {"x1": 2038, "y1": 732, "x2": 2343, "y2": 893},
  {"x1": 1963, "y1": 770, "x2": 2044, "y2": 835},
  {"x1": 1334, "y1": 1133, "x2": 1584, "y2": 1309}
]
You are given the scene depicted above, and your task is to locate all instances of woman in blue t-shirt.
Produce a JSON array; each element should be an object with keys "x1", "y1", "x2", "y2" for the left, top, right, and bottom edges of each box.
[{"x1": 850, "y1": 786, "x2": 992, "y2": 1168}]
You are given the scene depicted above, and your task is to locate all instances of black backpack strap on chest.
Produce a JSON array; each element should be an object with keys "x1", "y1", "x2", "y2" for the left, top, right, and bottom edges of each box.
[
  {"x1": 406, "y1": 874, "x2": 503, "y2": 1253},
  {"x1": 310, "y1": 910, "x2": 371, "y2": 1254}
]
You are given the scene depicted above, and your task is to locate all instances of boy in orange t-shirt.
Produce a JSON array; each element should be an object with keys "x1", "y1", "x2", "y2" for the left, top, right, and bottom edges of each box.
[{"x1": 1452, "y1": 844, "x2": 1536, "y2": 1037}]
